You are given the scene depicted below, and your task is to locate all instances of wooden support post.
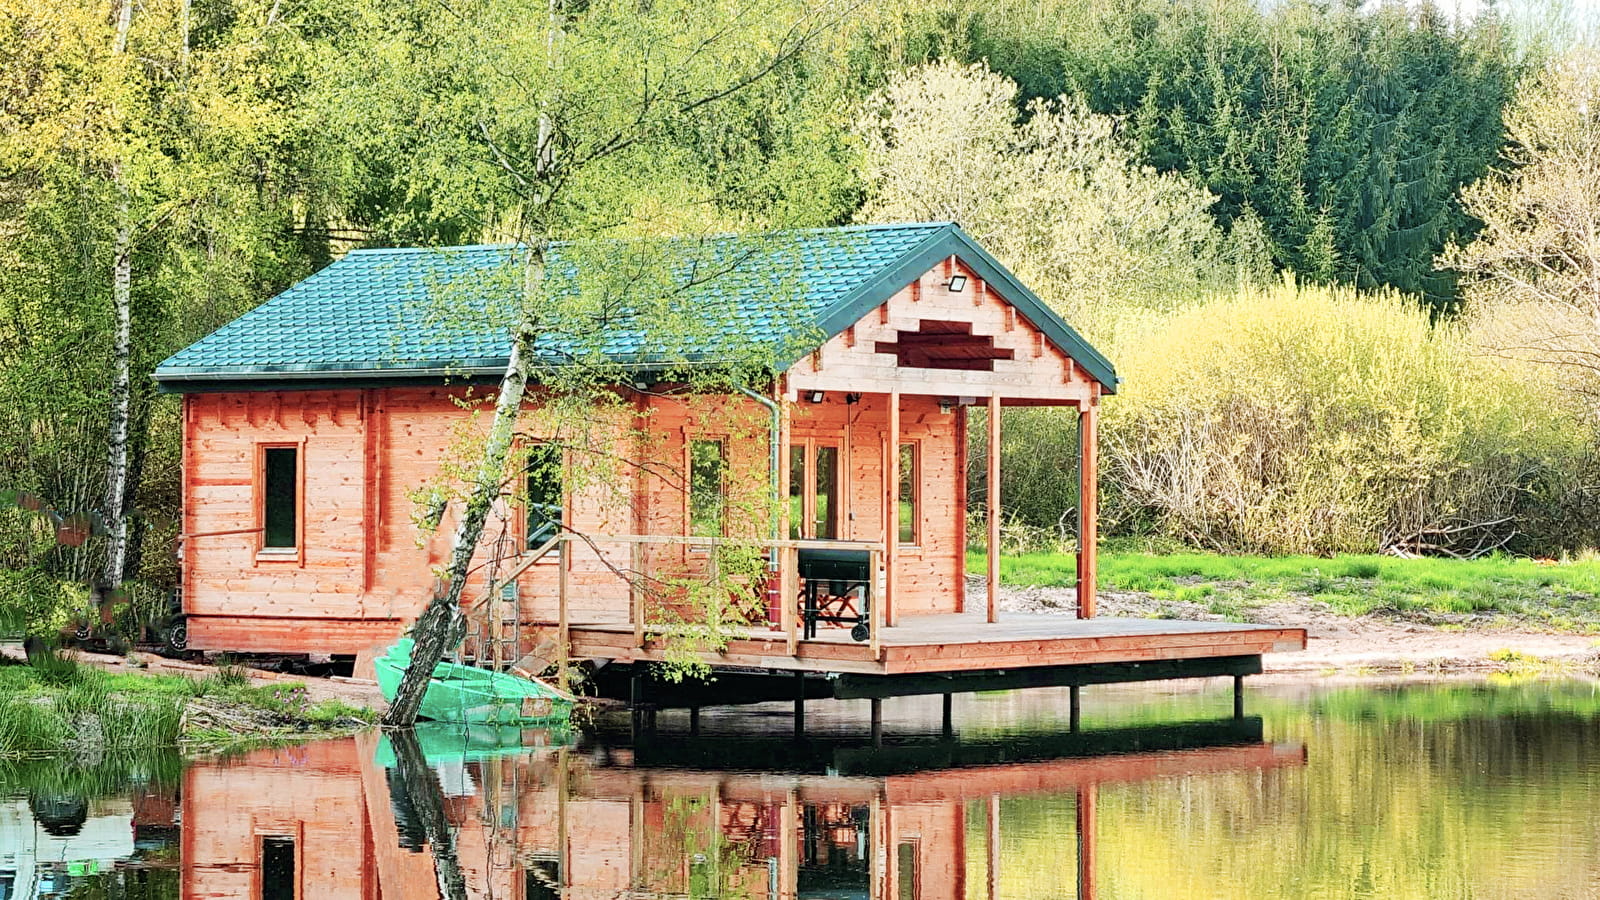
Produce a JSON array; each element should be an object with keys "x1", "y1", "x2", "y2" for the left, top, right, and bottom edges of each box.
[
  {"x1": 631, "y1": 540, "x2": 645, "y2": 648},
  {"x1": 778, "y1": 399, "x2": 794, "y2": 655},
  {"x1": 942, "y1": 692, "x2": 953, "y2": 738},
  {"x1": 1069, "y1": 684, "x2": 1081, "y2": 733},
  {"x1": 557, "y1": 537, "x2": 570, "y2": 692},
  {"x1": 793, "y1": 671, "x2": 806, "y2": 742},
  {"x1": 885, "y1": 391, "x2": 900, "y2": 628},
  {"x1": 986, "y1": 793, "x2": 1001, "y2": 900},
  {"x1": 1077, "y1": 399, "x2": 1099, "y2": 619},
  {"x1": 1234, "y1": 674, "x2": 1245, "y2": 720},
  {"x1": 783, "y1": 545, "x2": 799, "y2": 655},
  {"x1": 870, "y1": 697, "x2": 883, "y2": 748},
  {"x1": 869, "y1": 547, "x2": 884, "y2": 660},
  {"x1": 1076, "y1": 784, "x2": 1097, "y2": 900},
  {"x1": 987, "y1": 393, "x2": 1001, "y2": 624}
]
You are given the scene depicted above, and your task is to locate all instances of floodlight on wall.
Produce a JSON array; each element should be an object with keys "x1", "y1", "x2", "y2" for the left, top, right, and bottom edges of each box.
[
  {"x1": 946, "y1": 274, "x2": 968, "y2": 292},
  {"x1": 806, "y1": 390, "x2": 825, "y2": 404},
  {"x1": 938, "y1": 398, "x2": 955, "y2": 413}
]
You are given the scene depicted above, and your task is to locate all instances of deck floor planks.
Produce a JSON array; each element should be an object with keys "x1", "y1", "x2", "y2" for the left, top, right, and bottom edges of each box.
[{"x1": 560, "y1": 611, "x2": 1307, "y2": 676}]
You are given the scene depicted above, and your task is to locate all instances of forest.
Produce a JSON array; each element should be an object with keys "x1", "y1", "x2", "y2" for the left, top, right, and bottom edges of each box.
[{"x1": 4, "y1": 0, "x2": 1599, "y2": 634}]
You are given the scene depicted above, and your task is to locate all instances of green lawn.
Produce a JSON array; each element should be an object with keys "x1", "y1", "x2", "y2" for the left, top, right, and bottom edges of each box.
[{"x1": 967, "y1": 549, "x2": 1600, "y2": 630}]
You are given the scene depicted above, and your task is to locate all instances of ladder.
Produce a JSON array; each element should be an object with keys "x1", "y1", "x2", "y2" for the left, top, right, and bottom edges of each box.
[{"x1": 460, "y1": 528, "x2": 561, "y2": 671}]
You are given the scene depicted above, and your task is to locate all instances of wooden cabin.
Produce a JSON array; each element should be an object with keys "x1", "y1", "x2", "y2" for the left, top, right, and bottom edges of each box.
[{"x1": 155, "y1": 222, "x2": 1304, "y2": 693}]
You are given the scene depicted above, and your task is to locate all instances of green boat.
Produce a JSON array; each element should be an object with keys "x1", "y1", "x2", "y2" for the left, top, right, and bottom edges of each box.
[{"x1": 374, "y1": 638, "x2": 573, "y2": 725}]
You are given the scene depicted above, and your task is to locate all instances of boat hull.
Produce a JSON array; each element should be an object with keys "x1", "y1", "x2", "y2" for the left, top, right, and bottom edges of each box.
[{"x1": 374, "y1": 639, "x2": 573, "y2": 726}]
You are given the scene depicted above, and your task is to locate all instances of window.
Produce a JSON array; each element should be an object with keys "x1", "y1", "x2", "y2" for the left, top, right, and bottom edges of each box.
[
  {"x1": 260, "y1": 835, "x2": 296, "y2": 900},
  {"x1": 689, "y1": 439, "x2": 727, "y2": 537},
  {"x1": 814, "y1": 446, "x2": 839, "y2": 540},
  {"x1": 898, "y1": 443, "x2": 917, "y2": 545},
  {"x1": 788, "y1": 443, "x2": 840, "y2": 540},
  {"x1": 262, "y1": 447, "x2": 298, "y2": 549},
  {"x1": 525, "y1": 443, "x2": 564, "y2": 548},
  {"x1": 896, "y1": 841, "x2": 919, "y2": 900},
  {"x1": 788, "y1": 445, "x2": 806, "y2": 539}
]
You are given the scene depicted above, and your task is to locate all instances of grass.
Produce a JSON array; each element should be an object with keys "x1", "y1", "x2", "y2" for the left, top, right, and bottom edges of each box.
[
  {"x1": 0, "y1": 653, "x2": 375, "y2": 758},
  {"x1": 967, "y1": 546, "x2": 1600, "y2": 630}
]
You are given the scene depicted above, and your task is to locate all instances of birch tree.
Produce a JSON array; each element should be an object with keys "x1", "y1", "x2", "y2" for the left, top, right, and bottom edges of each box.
[
  {"x1": 367, "y1": 0, "x2": 862, "y2": 726},
  {"x1": 1444, "y1": 47, "x2": 1600, "y2": 403}
]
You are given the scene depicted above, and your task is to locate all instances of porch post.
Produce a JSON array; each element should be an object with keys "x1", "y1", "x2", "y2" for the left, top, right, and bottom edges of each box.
[
  {"x1": 778, "y1": 397, "x2": 796, "y2": 654},
  {"x1": 1077, "y1": 397, "x2": 1099, "y2": 619},
  {"x1": 885, "y1": 391, "x2": 900, "y2": 628},
  {"x1": 986, "y1": 393, "x2": 1001, "y2": 624}
]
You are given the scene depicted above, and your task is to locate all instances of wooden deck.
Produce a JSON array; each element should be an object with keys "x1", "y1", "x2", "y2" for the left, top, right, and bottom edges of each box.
[{"x1": 558, "y1": 610, "x2": 1306, "y2": 678}]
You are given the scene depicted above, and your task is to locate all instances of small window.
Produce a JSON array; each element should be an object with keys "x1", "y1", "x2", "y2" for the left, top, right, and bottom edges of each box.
[
  {"x1": 897, "y1": 841, "x2": 919, "y2": 900},
  {"x1": 262, "y1": 447, "x2": 298, "y2": 549},
  {"x1": 689, "y1": 439, "x2": 727, "y2": 537},
  {"x1": 788, "y1": 445, "x2": 806, "y2": 539},
  {"x1": 525, "y1": 444, "x2": 564, "y2": 548},
  {"x1": 814, "y1": 446, "x2": 839, "y2": 540},
  {"x1": 260, "y1": 835, "x2": 296, "y2": 900},
  {"x1": 898, "y1": 443, "x2": 917, "y2": 545}
]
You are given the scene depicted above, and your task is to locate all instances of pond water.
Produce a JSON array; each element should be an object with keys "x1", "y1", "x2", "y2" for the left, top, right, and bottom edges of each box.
[{"x1": 4, "y1": 677, "x2": 1600, "y2": 899}]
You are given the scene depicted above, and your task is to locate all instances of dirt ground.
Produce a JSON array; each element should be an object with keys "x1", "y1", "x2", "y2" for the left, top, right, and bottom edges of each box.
[{"x1": 969, "y1": 576, "x2": 1600, "y2": 674}]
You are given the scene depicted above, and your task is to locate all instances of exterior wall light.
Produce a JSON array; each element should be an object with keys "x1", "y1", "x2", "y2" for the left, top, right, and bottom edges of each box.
[
  {"x1": 806, "y1": 390, "x2": 825, "y2": 403},
  {"x1": 947, "y1": 274, "x2": 967, "y2": 292}
]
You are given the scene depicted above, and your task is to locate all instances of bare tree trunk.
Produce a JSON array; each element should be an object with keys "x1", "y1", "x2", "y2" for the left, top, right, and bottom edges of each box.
[
  {"x1": 381, "y1": 315, "x2": 538, "y2": 727},
  {"x1": 102, "y1": 0, "x2": 134, "y2": 600}
]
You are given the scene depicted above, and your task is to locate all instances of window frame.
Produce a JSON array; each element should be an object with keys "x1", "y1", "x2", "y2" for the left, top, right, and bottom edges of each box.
[
  {"x1": 519, "y1": 441, "x2": 567, "y2": 554},
  {"x1": 788, "y1": 439, "x2": 841, "y2": 541},
  {"x1": 686, "y1": 436, "x2": 730, "y2": 543},
  {"x1": 253, "y1": 440, "x2": 305, "y2": 565},
  {"x1": 897, "y1": 440, "x2": 920, "y2": 547}
]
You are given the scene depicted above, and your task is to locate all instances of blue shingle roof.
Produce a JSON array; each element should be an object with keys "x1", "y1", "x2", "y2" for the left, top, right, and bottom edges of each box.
[{"x1": 153, "y1": 222, "x2": 1116, "y2": 391}]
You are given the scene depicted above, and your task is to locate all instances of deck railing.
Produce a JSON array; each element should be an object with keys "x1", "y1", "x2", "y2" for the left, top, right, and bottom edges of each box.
[{"x1": 534, "y1": 532, "x2": 889, "y2": 665}]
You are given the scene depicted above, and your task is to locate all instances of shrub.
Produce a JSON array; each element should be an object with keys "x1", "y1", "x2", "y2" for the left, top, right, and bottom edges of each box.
[{"x1": 1097, "y1": 277, "x2": 1588, "y2": 555}]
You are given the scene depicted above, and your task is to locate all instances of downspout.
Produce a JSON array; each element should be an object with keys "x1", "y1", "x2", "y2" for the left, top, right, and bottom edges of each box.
[{"x1": 736, "y1": 383, "x2": 783, "y2": 571}]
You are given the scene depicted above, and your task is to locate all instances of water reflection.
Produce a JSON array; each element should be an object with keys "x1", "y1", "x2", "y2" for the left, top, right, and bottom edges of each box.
[
  {"x1": 171, "y1": 705, "x2": 1299, "y2": 900},
  {"x1": 8, "y1": 680, "x2": 1600, "y2": 899}
]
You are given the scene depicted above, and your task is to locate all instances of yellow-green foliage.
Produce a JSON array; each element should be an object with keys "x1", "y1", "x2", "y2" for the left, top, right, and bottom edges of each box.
[{"x1": 1102, "y1": 277, "x2": 1587, "y2": 555}]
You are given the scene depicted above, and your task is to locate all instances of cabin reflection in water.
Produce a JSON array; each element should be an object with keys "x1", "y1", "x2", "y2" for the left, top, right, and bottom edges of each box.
[{"x1": 180, "y1": 717, "x2": 1304, "y2": 899}]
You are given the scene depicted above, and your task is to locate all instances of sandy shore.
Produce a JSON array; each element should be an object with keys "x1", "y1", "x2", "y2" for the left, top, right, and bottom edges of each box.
[{"x1": 971, "y1": 576, "x2": 1600, "y2": 674}]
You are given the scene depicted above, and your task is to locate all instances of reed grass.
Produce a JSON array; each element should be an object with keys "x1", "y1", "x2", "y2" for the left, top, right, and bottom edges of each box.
[{"x1": 0, "y1": 653, "x2": 375, "y2": 758}]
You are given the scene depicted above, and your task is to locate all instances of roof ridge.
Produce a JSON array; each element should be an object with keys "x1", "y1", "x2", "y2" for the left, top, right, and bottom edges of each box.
[{"x1": 340, "y1": 222, "x2": 956, "y2": 257}]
